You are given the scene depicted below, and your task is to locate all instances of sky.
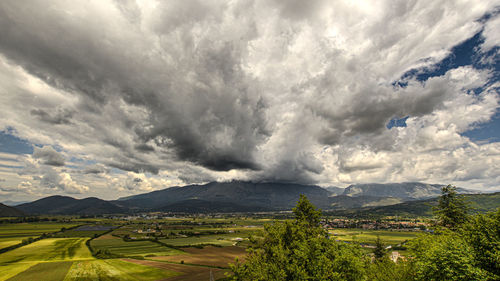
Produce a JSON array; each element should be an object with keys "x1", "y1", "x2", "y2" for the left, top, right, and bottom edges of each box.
[{"x1": 0, "y1": 0, "x2": 499, "y2": 202}]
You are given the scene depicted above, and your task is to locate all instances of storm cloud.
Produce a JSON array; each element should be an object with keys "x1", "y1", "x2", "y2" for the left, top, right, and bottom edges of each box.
[{"x1": 0, "y1": 0, "x2": 499, "y2": 199}]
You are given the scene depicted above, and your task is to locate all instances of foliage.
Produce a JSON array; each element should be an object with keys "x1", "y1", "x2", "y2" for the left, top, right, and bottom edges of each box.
[
  {"x1": 461, "y1": 208, "x2": 500, "y2": 279},
  {"x1": 407, "y1": 231, "x2": 490, "y2": 280},
  {"x1": 373, "y1": 236, "x2": 386, "y2": 260},
  {"x1": 366, "y1": 257, "x2": 414, "y2": 281},
  {"x1": 433, "y1": 185, "x2": 469, "y2": 229},
  {"x1": 230, "y1": 195, "x2": 367, "y2": 280}
]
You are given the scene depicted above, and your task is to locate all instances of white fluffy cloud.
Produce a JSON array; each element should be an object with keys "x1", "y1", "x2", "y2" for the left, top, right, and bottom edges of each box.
[{"x1": 0, "y1": 0, "x2": 498, "y2": 200}]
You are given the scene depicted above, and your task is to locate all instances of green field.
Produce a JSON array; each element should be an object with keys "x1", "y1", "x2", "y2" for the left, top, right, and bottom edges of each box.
[
  {"x1": 160, "y1": 233, "x2": 247, "y2": 247},
  {"x1": 0, "y1": 223, "x2": 80, "y2": 250},
  {"x1": 91, "y1": 237, "x2": 183, "y2": 257},
  {"x1": 0, "y1": 238, "x2": 93, "y2": 280},
  {"x1": 329, "y1": 229, "x2": 419, "y2": 245},
  {"x1": 7, "y1": 261, "x2": 73, "y2": 281},
  {"x1": 63, "y1": 259, "x2": 179, "y2": 281},
  {"x1": 0, "y1": 237, "x2": 31, "y2": 250},
  {"x1": 0, "y1": 237, "x2": 180, "y2": 281}
]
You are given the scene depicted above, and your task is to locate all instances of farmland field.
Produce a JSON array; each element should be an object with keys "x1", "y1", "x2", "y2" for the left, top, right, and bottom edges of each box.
[
  {"x1": 91, "y1": 236, "x2": 183, "y2": 257},
  {"x1": 7, "y1": 261, "x2": 73, "y2": 281},
  {"x1": 329, "y1": 228, "x2": 419, "y2": 245},
  {"x1": 0, "y1": 238, "x2": 92, "y2": 280},
  {"x1": 160, "y1": 233, "x2": 245, "y2": 247},
  {"x1": 0, "y1": 223, "x2": 81, "y2": 250},
  {"x1": 0, "y1": 237, "x2": 31, "y2": 249},
  {"x1": 152, "y1": 246, "x2": 246, "y2": 268},
  {"x1": 63, "y1": 259, "x2": 179, "y2": 281},
  {"x1": 0, "y1": 223, "x2": 80, "y2": 237}
]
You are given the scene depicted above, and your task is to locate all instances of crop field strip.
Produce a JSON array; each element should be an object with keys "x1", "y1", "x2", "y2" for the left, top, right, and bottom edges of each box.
[
  {"x1": 151, "y1": 246, "x2": 247, "y2": 268},
  {"x1": 90, "y1": 236, "x2": 184, "y2": 257},
  {"x1": 159, "y1": 233, "x2": 244, "y2": 247},
  {"x1": 0, "y1": 223, "x2": 81, "y2": 251},
  {"x1": 0, "y1": 238, "x2": 93, "y2": 280},
  {"x1": 0, "y1": 236, "x2": 180, "y2": 281},
  {"x1": 329, "y1": 229, "x2": 419, "y2": 245}
]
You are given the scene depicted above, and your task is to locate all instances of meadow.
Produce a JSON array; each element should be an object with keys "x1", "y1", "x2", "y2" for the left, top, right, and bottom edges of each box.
[
  {"x1": 0, "y1": 237, "x2": 180, "y2": 281},
  {"x1": 0, "y1": 223, "x2": 80, "y2": 250},
  {"x1": 329, "y1": 228, "x2": 419, "y2": 245},
  {"x1": 160, "y1": 233, "x2": 246, "y2": 247},
  {"x1": 0, "y1": 217, "x2": 425, "y2": 280},
  {"x1": 91, "y1": 235, "x2": 184, "y2": 257}
]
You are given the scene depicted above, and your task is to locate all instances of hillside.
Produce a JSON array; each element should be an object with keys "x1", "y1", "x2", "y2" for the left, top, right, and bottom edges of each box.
[
  {"x1": 329, "y1": 195, "x2": 403, "y2": 209},
  {"x1": 118, "y1": 181, "x2": 332, "y2": 211},
  {"x1": 16, "y1": 196, "x2": 126, "y2": 215},
  {"x1": 341, "y1": 182, "x2": 472, "y2": 200},
  {"x1": 158, "y1": 199, "x2": 272, "y2": 213},
  {"x1": 0, "y1": 203, "x2": 25, "y2": 217},
  {"x1": 327, "y1": 192, "x2": 500, "y2": 218}
]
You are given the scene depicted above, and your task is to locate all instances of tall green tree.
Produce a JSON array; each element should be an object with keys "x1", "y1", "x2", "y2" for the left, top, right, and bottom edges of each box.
[
  {"x1": 461, "y1": 208, "x2": 500, "y2": 279},
  {"x1": 407, "y1": 231, "x2": 489, "y2": 280},
  {"x1": 433, "y1": 185, "x2": 469, "y2": 229},
  {"x1": 373, "y1": 236, "x2": 386, "y2": 260},
  {"x1": 229, "y1": 195, "x2": 367, "y2": 281}
]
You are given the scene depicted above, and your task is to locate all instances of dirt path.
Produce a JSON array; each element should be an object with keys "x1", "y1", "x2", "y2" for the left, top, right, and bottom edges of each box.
[{"x1": 122, "y1": 258, "x2": 229, "y2": 281}]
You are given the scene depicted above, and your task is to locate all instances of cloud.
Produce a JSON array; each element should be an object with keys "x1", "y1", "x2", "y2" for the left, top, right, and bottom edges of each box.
[
  {"x1": 33, "y1": 146, "x2": 65, "y2": 166},
  {"x1": 30, "y1": 108, "x2": 73, "y2": 125},
  {"x1": 0, "y1": 0, "x2": 498, "y2": 199}
]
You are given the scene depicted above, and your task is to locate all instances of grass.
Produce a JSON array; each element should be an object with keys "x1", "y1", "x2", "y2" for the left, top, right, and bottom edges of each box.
[
  {"x1": 0, "y1": 237, "x2": 32, "y2": 249},
  {"x1": 0, "y1": 223, "x2": 80, "y2": 237},
  {"x1": 160, "y1": 234, "x2": 243, "y2": 247},
  {"x1": 6, "y1": 261, "x2": 73, "y2": 281},
  {"x1": 0, "y1": 238, "x2": 92, "y2": 281},
  {"x1": 91, "y1": 236, "x2": 183, "y2": 257},
  {"x1": 329, "y1": 229, "x2": 419, "y2": 245},
  {"x1": 63, "y1": 259, "x2": 179, "y2": 281},
  {"x1": 0, "y1": 238, "x2": 93, "y2": 264},
  {"x1": 0, "y1": 223, "x2": 81, "y2": 250},
  {"x1": 152, "y1": 246, "x2": 247, "y2": 268}
]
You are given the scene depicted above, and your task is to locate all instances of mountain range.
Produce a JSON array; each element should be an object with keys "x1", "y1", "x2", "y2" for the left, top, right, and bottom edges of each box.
[
  {"x1": 2, "y1": 181, "x2": 494, "y2": 216},
  {"x1": 0, "y1": 203, "x2": 25, "y2": 217}
]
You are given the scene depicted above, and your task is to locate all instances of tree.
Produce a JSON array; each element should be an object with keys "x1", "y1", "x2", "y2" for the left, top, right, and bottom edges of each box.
[
  {"x1": 229, "y1": 195, "x2": 367, "y2": 280},
  {"x1": 407, "y1": 231, "x2": 489, "y2": 280},
  {"x1": 433, "y1": 185, "x2": 468, "y2": 229},
  {"x1": 373, "y1": 236, "x2": 386, "y2": 260},
  {"x1": 461, "y1": 208, "x2": 500, "y2": 279}
]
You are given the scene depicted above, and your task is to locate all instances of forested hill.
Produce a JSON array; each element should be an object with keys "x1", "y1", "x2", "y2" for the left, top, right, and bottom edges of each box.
[{"x1": 326, "y1": 192, "x2": 500, "y2": 218}]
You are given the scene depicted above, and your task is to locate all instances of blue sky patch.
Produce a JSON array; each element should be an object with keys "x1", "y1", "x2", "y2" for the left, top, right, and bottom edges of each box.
[
  {"x1": 0, "y1": 129, "x2": 34, "y2": 155},
  {"x1": 387, "y1": 116, "x2": 409, "y2": 129}
]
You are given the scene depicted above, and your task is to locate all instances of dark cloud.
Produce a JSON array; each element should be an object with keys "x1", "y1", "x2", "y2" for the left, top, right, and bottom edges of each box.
[
  {"x1": 30, "y1": 108, "x2": 73, "y2": 125},
  {"x1": 0, "y1": 1, "x2": 267, "y2": 173},
  {"x1": 0, "y1": 0, "x2": 498, "y2": 193},
  {"x1": 82, "y1": 164, "x2": 109, "y2": 174},
  {"x1": 33, "y1": 146, "x2": 65, "y2": 166}
]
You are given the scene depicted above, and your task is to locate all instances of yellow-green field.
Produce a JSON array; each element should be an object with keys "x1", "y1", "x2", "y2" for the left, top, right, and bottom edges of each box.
[
  {"x1": 91, "y1": 236, "x2": 184, "y2": 257},
  {"x1": 0, "y1": 237, "x2": 31, "y2": 249},
  {"x1": 63, "y1": 259, "x2": 180, "y2": 281},
  {"x1": 0, "y1": 223, "x2": 80, "y2": 250},
  {"x1": 0, "y1": 237, "x2": 180, "y2": 281},
  {"x1": 329, "y1": 229, "x2": 419, "y2": 245},
  {"x1": 160, "y1": 233, "x2": 246, "y2": 247},
  {"x1": 0, "y1": 238, "x2": 92, "y2": 280}
]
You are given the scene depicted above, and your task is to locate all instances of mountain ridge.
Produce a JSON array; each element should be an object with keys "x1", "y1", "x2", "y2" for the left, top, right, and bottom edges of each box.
[{"x1": 12, "y1": 181, "x2": 486, "y2": 215}]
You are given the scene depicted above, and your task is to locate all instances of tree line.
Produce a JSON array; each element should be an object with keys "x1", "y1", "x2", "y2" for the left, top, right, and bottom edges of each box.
[{"x1": 228, "y1": 186, "x2": 500, "y2": 280}]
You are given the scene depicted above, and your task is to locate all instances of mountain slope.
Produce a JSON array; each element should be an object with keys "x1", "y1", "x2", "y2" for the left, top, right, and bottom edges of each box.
[
  {"x1": 17, "y1": 195, "x2": 126, "y2": 215},
  {"x1": 328, "y1": 192, "x2": 500, "y2": 218},
  {"x1": 0, "y1": 203, "x2": 25, "y2": 217},
  {"x1": 341, "y1": 182, "x2": 472, "y2": 200},
  {"x1": 329, "y1": 195, "x2": 403, "y2": 209},
  {"x1": 118, "y1": 181, "x2": 332, "y2": 211},
  {"x1": 324, "y1": 186, "x2": 344, "y2": 196}
]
